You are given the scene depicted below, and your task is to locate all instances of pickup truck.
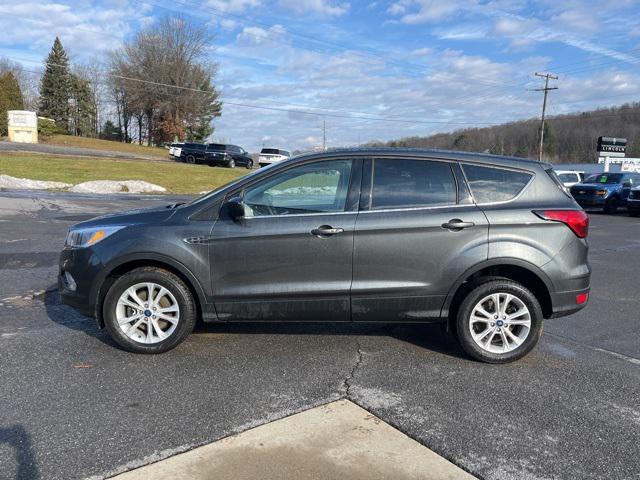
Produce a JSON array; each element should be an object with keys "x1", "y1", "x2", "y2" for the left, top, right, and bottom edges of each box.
[{"x1": 180, "y1": 143, "x2": 253, "y2": 169}]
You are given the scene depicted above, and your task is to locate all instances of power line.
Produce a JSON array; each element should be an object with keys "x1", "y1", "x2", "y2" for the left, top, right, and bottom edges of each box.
[{"x1": 15, "y1": 61, "x2": 506, "y2": 127}]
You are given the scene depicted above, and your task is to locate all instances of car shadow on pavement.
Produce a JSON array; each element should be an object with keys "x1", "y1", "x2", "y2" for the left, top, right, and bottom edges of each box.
[
  {"x1": 0, "y1": 424, "x2": 40, "y2": 480},
  {"x1": 193, "y1": 321, "x2": 468, "y2": 360},
  {"x1": 44, "y1": 286, "x2": 466, "y2": 360},
  {"x1": 43, "y1": 287, "x2": 117, "y2": 348}
]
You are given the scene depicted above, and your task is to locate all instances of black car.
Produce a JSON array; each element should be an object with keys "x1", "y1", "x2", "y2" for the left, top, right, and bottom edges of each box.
[
  {"x1": 59, "y1": 148, "x2": 590, "y2": 363},
  {"x1": 180, "y1": 143, "x2": 253, "y2": 169}
]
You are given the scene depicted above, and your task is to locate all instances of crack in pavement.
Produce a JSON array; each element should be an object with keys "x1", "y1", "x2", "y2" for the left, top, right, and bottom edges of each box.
[{"x1": 342, "y1": 339, "x2": 364, "y2": 399}]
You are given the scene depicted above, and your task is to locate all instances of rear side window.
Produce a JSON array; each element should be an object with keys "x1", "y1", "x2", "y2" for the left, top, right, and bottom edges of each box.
[
  {"x1": 371, "y1": 159, "x2": 457, "y2": 209},
  {"x1": 462, "y1": 164, "x2": 532, "y2": 203}
]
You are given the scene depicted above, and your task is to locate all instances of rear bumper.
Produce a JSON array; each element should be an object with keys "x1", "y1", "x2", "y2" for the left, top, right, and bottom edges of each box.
[{"x1": 549, "y1": 282, "x2": 590, "y2": 319}]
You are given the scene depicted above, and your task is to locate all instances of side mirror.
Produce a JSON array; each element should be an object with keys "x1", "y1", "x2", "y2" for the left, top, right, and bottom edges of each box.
[{"x1": 221, "y1": 197, "x2": 248, "y2": 221}]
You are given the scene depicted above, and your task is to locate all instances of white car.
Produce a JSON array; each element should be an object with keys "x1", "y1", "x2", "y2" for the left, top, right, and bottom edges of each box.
[
  {"x1": 169, "y1": 143, "x2": 184, "y2": 160},
  {"x1": 555, "y1": 170, "x2": 585, "y2": 188},
  {"x1": 258, "y1": 148, "x2": 291, "y2": 167}
]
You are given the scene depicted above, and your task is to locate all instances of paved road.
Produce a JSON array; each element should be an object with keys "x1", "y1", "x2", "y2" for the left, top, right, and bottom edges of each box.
[
  {"x1": 0, "y1": 140, "x2": 169, "y2": 162},
  {"x1": 0, "y1": 191, "x2": 638, "y2": 480}
]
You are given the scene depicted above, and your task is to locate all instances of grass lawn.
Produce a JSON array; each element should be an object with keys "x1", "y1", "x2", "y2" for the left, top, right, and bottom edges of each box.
[
  {"x1": 43, "y1": 135, "x2": 169, "y2": 159},
  {"x1": 0, "y1": 153, "x2": 248, "y2": 194}
]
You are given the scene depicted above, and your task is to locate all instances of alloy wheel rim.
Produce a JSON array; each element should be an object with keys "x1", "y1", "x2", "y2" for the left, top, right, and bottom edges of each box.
[
  {"x1": 468, "y1": 293, "x2": 531, "y2": 354},
  {"x1": 115, "y1": 282, "x2": 180, "y2": 344}
]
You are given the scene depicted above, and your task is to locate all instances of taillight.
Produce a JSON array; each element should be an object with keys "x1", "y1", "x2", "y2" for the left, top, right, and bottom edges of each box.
[{"x1": 533, "y1": 210, "x2": 589, "y2": 238}]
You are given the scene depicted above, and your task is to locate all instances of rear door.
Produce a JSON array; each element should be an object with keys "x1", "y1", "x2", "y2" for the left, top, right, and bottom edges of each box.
[{"x1": 352, "y1": 157, "x2": 488, "y2": 322}]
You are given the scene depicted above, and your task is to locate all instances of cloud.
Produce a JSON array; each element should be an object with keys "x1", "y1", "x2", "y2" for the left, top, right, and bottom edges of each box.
[
  {"x1": 278, "y1": 0, "x2": 350, "y2": 17},
  {"x1": 387, "y1": 0, "x2": 471, "y2": 24},
  {"x1": 206, "y1": 0, "x2": 262, "y2": 13}
]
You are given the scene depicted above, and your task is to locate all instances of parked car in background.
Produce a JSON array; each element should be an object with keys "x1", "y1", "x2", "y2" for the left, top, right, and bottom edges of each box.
[
  {"x1": 555, "y1": 170, "x2": 584, "y2": 188},
  {"x1": 627, "y1": 187, "x2": 640, "y2": 217},
  {"x1": 59, "y1": 148, "x2": 590, "y2": 364},
  {"x1": 168, "y1": 143, "x2": 184, "y2": 159},
  {"x1": 258, "y1": 148, "x2": 291, "y2": 167},
  {"x1": 570, "y1": 172, "x2": 640, "y2": 213},
  {"x1": 205, "y1": 144, "x2": 254, "y2": 169},
  {"x1": 179, "y1": 143, "x2": 254, "y2": 169},
  {"x1": 178, "y1": 143, "x2": 207, "y2": 164}
]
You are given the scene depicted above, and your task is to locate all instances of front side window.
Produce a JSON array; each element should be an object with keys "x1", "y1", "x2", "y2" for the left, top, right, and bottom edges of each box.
[
  {"x1": 370, "y1": 159, "x2": 457, "y2": 209},
  {"x1": 463, "y1": 164, "x2": 533, "y2": 203},
  {"x1": 243, "y1": 160, "x2": 353, "y2": 216}
]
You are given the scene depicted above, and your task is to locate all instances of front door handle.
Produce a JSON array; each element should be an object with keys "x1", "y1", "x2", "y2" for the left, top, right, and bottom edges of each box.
[
  {"x1": 441, "y1": 219, "x2": 475, "y2": 231},
  {"x1": 311, "y1": 225, "x2": 344, "y2": 237}
]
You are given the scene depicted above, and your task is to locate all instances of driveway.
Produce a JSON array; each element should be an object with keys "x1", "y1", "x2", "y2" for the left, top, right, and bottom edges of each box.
[{"x1": 0, "y1": 191, "x2": 638, "y2": 480}]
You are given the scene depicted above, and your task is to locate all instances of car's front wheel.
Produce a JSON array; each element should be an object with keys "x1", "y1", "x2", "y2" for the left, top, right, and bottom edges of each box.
[
  {"x1": 103, "y1": 267, "x2": 196, "y2": 354},
  {"x1": 455, "y1": 280, "x2": 543, "y2": 363},
  {"x1": 246, "y1": 160, "x2": 254, "y2": 169},
  {"x1": 185, "y1": 155, "x2": 196, "y2": 164}
]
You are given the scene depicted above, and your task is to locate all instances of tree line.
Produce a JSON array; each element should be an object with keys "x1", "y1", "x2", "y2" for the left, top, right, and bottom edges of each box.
[
  {"x1": 0, "y1": 15, "x2": 221, "y2": 146},
  {"x1": 367, "y1": 104, "x2": 640, "y2": 163}
]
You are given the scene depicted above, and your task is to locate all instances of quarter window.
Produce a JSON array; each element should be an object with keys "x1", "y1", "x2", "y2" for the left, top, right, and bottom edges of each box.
[
  {"x1": 463, "y1": 164, "x2": 533, "y2": 203},
  {"x1": 370, "y1": 159, "x2": 457, "y2": 209},
  {"x1": 243, "y1": 160, "x2": 353, "y2": 216}
]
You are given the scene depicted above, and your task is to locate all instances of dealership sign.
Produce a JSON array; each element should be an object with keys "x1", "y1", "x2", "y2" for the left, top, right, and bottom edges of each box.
[{"x1": 597, "y1": 136, "x2": 627, "y2": 157}]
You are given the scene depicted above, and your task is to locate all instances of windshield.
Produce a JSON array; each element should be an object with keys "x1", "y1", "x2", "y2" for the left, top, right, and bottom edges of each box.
[
  {"x1": 558, "y1": 173, "x2": 578, "y2": 182},
  {"x1": 584, "y1": 173, "x2": 623, "y2": 184},
  {"x1": 261, "y1": 148, "x2": 281, "y2": 155}
]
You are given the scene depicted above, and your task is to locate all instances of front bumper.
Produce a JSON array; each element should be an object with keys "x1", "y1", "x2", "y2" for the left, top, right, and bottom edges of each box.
[
  {"x1": 58, "y1": 246, "x2": 104, "y2": 319},
  {"x1": 627, "y1": 199, "x2": 640, "y2": 211},
  {"x1": 573, "y1": 196, "x2": 606, "y2": 207}
]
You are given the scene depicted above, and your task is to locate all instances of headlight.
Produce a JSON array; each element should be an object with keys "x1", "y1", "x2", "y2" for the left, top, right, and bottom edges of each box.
[{"x1": 65, "y1": 226, "x2": 125, "y2": 248}]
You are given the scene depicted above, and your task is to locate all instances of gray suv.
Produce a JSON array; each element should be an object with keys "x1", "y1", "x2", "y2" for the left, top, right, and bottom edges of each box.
[{"x1": 59, "y1": 149, "x2": 591, "y2": 363}]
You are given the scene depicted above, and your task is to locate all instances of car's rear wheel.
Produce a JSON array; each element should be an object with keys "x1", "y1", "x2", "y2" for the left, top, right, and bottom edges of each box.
[
  {"x1": 103, "y1": 267, "x2": 196, "y2": 354},
  {"x1": 227, "y1": 159, "x2": 236, "y2": 168},
  {"x1": 455, "y1": 280, "x2": 543, "y2": 363},
  {"x1": 185, "y1": 155, "x2": 196, "y2": 164},
  {"x1": 604, "y1": 196, "x2": 619, "y2": 214}
]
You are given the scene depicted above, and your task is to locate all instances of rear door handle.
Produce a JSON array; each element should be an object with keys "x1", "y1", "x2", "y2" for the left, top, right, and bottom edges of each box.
[
  {"x1": 441, "y1": 219, "x2": 475, "y2": 230},
  {"x1": 311, "y1": 225, "x2": 344, "y2": 237}
]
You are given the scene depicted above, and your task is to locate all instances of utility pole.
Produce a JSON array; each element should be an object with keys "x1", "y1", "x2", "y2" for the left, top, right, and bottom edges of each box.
[
  {"x1": 534, "y1": 72, "x2": 558, "y2": 161},
  {"x1": 322, "y1": 119, "x2": 326, "y2": 151}
]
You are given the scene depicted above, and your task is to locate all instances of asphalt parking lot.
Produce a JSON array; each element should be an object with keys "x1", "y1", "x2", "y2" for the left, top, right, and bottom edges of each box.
[{"x1": 1, "y1": 190, "x2": 639, "y2": 480}]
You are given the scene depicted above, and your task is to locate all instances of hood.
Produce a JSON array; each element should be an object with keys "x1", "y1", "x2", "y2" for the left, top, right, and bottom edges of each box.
[
  {"x1": 572, "y1": 183, "x2": 617, "y2": 190},
  {"x1": 73, "y1": 204, "x2": 178, "y2": 229}
]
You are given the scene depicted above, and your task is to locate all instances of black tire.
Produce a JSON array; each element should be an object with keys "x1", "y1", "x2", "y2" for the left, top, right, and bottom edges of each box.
[
  {"x1": 227, "y1": 159, "x2": 236, "y2": 168},
  {"x1": 103, "y1": 267, "x2": 197, "y2": 354},
  {"x1": 455, "y1": 280, "x2": 543, "y2": 364},
  {"x1": 246, "y1": 160, "x2": 253, "y2": 169},
  {"x1": 604, "y1": 196, "x2": 619, "y2": 214},
  {"x1": 185, "y1": 155, "x2": 196, "y2": 165},
  {"x1": 629, "y1": 210, "x2": 640, "y2": 217}
]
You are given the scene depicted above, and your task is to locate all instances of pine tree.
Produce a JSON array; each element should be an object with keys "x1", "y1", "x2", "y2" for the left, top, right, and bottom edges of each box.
[
  {"x1": 39, "y1": 37, "x2": 71, "y2": 132},
  {"x1": 0, "y1": 71, "x2": 24, "y2": 136},
  {"x1": 70, "y1": 74, "x2": 96, "y2": 137}
]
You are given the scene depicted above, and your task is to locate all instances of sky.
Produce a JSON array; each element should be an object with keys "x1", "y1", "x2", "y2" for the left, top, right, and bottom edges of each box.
[{"x1": 1, "y1": 0, "x2": 640, "y2": 151}]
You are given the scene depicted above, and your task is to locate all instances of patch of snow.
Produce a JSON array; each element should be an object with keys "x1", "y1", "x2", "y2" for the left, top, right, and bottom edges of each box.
[
  {"x1": 0, "y1": 174, "x2": 71, "y2": 190},
  {"x1": 69, "y1": 180, "x2": 166, "y2": 194}
]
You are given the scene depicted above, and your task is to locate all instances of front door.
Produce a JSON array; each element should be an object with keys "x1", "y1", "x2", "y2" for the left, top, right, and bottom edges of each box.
[
  {"x1": 210, "y1": 158, "x2": 360, "y2": 321},
  {"x1": 352, "y1": 158, "x2": 489, "y2": 322}
]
